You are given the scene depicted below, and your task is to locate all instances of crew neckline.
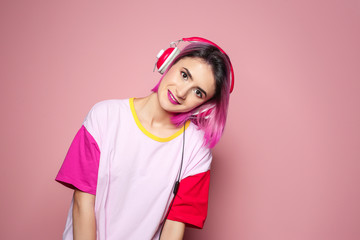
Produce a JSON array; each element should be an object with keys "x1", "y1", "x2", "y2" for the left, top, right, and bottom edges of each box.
[{"x1": 129, "y1": 98, "x2": 190, "y2": 142}]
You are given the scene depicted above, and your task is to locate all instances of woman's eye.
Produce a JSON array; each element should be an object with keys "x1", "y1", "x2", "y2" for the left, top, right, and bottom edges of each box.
[
  {"x1": 194, "y1": 89, "x2": 203, "y2": 98},
  {"x1": 181, "y1": 71, "x2": 188, "y2": 80}
]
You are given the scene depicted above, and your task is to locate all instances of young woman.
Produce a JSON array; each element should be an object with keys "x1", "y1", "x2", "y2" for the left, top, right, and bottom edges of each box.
[{"x1": 56, "y1": 37, "x2": 234, "y2": 240}]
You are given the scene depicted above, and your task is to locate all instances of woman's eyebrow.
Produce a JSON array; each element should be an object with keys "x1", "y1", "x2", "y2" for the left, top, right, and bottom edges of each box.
[
  {"x1": 198, "y1": 87, "x2": 207, "y2": 97},
  {"x1": 184, "y1": 68, "x2": 193, "y2": 80},
  {"x1": 184, "y1": 67, "x2": 208, "y2": 97}
]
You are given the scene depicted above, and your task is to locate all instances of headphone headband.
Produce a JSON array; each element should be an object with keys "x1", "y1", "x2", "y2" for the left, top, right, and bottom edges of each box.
[
  {"x1": 182, "y1": 37, "x2": 225, "y2": 54},
  {"x1": 155, "y1": 37, "x2": 235, "y2": 93}
]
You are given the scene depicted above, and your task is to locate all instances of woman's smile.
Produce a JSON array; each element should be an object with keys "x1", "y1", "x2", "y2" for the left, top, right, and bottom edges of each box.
[{"x1": 167, "y1": 90, "x2": 180, "y2": 105}]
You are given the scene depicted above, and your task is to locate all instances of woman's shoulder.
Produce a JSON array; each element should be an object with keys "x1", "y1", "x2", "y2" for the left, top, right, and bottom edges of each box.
[
  {"x1": 84, "y1": 98, "x2": 132, "y2": 124},
  {"x1": 90, "y1": 98, "x2": 130, "y2": 111},
  {"x1": 186, "y1": 122, "x2": 210, "y2": 150}
]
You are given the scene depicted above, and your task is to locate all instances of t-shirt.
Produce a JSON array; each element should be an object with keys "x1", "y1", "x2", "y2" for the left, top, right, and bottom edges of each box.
[{"x1": 55, "y1": 98, "x2": 212, "y2": 240}]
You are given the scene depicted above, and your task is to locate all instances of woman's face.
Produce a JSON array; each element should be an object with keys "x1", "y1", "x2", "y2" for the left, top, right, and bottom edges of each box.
[{"x1": 157, "y1": 57, "x2": 216, "y2": 114}]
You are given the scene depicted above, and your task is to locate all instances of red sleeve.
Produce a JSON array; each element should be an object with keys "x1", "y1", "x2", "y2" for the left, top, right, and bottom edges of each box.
[
  {"x1": 167, "y1": 170, "x2": 210, "y2": 228},
  {"x1": 55, "y1": 125, "x2": 100, "y2": 195}
]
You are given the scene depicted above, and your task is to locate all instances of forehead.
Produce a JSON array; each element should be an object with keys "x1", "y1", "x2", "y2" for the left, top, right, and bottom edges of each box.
[{"x1": 174, "y1": 57, "x2": 216, "y2": 96}]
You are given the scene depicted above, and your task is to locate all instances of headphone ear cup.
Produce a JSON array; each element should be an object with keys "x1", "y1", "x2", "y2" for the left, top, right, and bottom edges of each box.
[{"x1": 156, "y1": 47, "x2": 180, "y2": 74}]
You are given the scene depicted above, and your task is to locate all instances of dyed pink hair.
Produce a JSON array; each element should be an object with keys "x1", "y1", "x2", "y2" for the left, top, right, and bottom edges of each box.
[{"x1": 152, "y1": 42, "x2": 231, "y2": 148}]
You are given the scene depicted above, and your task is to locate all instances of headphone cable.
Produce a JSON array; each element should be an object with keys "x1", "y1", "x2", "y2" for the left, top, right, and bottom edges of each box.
[{"x1": 158, "y1": 122, "x2": 186, "y2": 239}]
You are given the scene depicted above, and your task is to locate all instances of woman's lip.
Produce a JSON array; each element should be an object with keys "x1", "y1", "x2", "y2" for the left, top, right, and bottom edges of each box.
[{"x1": 168, "y1": 90, "x2": 180, "y2": 105}]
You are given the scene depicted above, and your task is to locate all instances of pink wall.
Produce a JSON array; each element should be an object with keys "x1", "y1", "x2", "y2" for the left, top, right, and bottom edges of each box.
[{"x1": 1, "y1": 0, "x2": 359, "y2": 239}]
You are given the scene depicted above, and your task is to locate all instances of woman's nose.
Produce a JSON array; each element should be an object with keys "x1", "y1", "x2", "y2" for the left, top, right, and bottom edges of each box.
[{"x1": 176, "y1": 84, "x2": 190, "y2": 100}]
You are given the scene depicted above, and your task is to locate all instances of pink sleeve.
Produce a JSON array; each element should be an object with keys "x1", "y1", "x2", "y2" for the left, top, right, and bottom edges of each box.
[
  {"x1": 55, "y1": 125, "x2": 100, "y2": 195},
  {"x1": 167, "y1": 170, "x2": 211, "y2": 229}
]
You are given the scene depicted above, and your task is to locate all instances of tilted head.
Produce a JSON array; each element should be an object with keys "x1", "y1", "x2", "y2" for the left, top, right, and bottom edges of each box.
[{"x1": 152, "y1": 42, "x2": 232, "y2": 148}]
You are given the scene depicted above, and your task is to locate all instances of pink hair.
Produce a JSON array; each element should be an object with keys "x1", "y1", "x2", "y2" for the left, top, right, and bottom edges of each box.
[{"x1": 152, "y1": 42, "x2": 231, "y2": 148}]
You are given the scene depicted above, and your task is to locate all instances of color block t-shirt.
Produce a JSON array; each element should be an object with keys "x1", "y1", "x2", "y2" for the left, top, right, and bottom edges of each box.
[{"x1": 56, "y1": 98, "x2": 212, "y2": 240}]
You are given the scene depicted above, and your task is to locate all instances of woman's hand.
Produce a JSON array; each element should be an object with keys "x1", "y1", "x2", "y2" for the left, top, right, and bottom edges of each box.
[
  {"x1": 72, "y1": 189, "x2": 96, "y2": 240},
  {"x1": 160, "y1": 219, "x2": 185, "y2": 240}
]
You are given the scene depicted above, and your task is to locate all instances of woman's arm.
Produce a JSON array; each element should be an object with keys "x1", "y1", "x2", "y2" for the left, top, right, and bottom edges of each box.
[
  {"x1": 72, "y1": 189, "x2": 96, "y2": 240},
  {"x1": 160, "y1": 219, "x2": 185, "y2": 240}
]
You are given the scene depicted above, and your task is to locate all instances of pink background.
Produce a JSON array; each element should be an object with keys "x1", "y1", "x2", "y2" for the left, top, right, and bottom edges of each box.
[{"x1": 1, "y1": 0, "x2": 359, "y2": 239}]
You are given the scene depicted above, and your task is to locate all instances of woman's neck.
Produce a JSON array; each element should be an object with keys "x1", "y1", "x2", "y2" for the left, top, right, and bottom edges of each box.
[{"x1": 134, "y1": 93, "x2": 177, "y2": 129}]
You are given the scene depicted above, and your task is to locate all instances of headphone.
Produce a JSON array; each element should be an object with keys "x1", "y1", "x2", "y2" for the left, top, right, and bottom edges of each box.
[{"x1": 154, "y1": 37, "x2": 235, "y2": 93}]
